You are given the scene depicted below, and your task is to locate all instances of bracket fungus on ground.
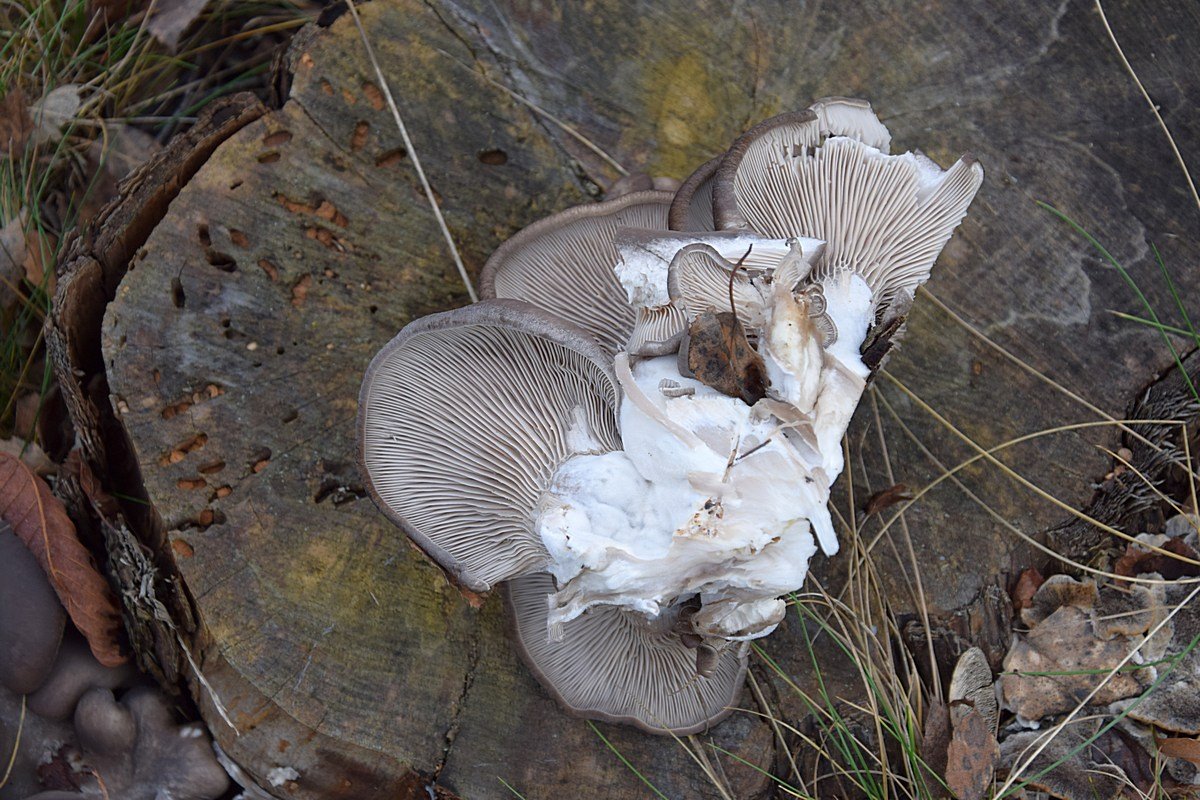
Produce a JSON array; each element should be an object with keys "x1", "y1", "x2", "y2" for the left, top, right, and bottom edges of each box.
[{"x1": 358, "y1": 98, "x2": 983, "y2": 733}]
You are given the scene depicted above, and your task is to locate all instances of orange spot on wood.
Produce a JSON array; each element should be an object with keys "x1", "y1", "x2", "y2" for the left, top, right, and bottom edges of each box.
[
  {"x1": 375, "y1": 148, "x2": 406, "y2": 168},
  {"x1": 172, "y1": 539, "x2": 195, "y2": 558},
  {"x1": 350, "y1": 120, "x2": 369, "y2": 151},
  {"x1": 363, "y1": 82, "x2": 384, "y2": 110},
  {"x1": 291, "y1": 274, "x2": 312, "y2": 307}
]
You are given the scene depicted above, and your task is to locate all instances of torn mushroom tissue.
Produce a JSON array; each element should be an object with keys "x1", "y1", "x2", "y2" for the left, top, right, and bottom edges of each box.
[{"x1": 535, "y1": 235, "x2": 875, "y2": 643}]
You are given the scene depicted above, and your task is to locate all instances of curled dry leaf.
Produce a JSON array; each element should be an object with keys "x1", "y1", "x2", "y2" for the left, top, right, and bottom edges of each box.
[
  {"x1": 680, "y1": 310, "x2": 767, "y2": 405},
  {"x1": 864, "y1": 483, "x2": 912, "y2": 516},
  {"x1": 0, "y1": 451, "x2": 126, "y2": 666},
  {"x1": 944, "y1": 707, "x2": 999, "y2": 800},
  {"x1": 147, "y1": 0, "x2": 211, "y2": 51},
  {"x1": 1010, "y1": 566, "x2": 1044, "y2": 616},
  {"x1": 1113, "y1": 537, "x2": 1200, "y2": 580},
  {"x1": 63, "y1": 449, "x2": 121, "y2": 519},
  {"x1": 920, "y1": 696, "x2": 953, "y2": 799},
  {"x1": 0, "y1": 87, "x2": 34, "y2": 155},
  {"x1": 29, "y1": 84, "x2": 83, "y2": 145}
]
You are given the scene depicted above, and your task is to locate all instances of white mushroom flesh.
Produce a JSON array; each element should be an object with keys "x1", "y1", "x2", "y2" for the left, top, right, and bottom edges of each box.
[{"x1": 536, "y1": 238, "x2": 875, "y2": 642}]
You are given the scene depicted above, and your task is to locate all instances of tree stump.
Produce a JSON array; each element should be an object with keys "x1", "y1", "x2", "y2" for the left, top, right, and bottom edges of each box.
[{"x1": 51, "y1": 1, "x2": 1200, "y2": 797}]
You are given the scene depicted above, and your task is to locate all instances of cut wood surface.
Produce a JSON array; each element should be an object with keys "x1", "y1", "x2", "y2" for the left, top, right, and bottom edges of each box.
[{"x1": 81, "y1": 1, "x2": 1200, "y2": 797}]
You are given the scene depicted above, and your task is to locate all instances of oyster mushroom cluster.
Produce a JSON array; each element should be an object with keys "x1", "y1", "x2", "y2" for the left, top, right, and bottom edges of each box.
[{"x1": 358, "y1": 98, "x2": 983, "y2": 733}]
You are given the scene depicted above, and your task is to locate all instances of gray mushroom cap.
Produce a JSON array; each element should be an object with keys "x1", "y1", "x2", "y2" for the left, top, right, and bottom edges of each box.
[
  {"x1": 27, "y1": 631, "x2": 134, "y2": 720},
  {"x1": 479, "y1": 191, "x2": 673, "y2": 354},
  {"x1": 0, "y1": 523, "x2": 66, "y2": 695},
  {"x1": 358, "y1": 299, "x2": 622, "y2": 592},
  {"x1": 669, "y1": 155, "x2": 720, "y2": 231},
  {"x1": 70, "y1": 686, "x2": 230, "y2": 800},
  {"x1": 505, "y1": 572, "x2": 747, "y2": 734}
]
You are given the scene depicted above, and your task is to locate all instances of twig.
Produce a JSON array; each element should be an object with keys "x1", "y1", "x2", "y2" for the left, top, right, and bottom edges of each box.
[{"x1": 345, "y1": 0, "x2": 477, "y2": 302}]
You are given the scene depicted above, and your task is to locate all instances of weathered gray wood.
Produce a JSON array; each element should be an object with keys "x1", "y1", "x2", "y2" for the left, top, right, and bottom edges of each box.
[{"x1": 91, "y1": 0, "x2": 1200, "y2": 797}]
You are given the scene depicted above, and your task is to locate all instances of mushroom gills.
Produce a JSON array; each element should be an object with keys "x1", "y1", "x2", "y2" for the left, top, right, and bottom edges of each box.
[{"x1": 505, "y1": 572, "x2": 748, "y2": 734}]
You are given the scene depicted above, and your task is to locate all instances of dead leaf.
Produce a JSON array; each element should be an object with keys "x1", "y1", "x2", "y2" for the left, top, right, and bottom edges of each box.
[
  {"x1": 1114, "y1": 538, "x2": 1200, "y2": 580},
  {"x1": 29, "y1": 84, "x2": 83, "y2": 144},
  {"x1": 23, "y1": 226, "x2": 58, "y2": 289},
  {"x1": 1011, "y1": 567, "x2": 1044, "y2": 615},
  {"x1": 1, "y1": 208, "x2": 56, "y2": 293},
  {"x1": 681, "y1": 311, "x2": 767, "y2": 405},
  {"x1": 0, "y1": 450, "x2": 126, "y2": 666},
  {"x1": 1, "y1": 209, "x2": 29, "y2": 298},
  {"x1": 1157, "y1": 736, "x2": 1200, "y2": 766},
  {"x1": 0, "y1": 436, "x2": 55, "y2": 476},
  {"x1": 864, "y1": 483, "x2": 912, "y2": 516},
  {"x1": 999, "y1": 722, "x2": 1128, "y2": 800},
  {"x1": 1000, "y1": 603, "x2": 1150, "y2": 720},
  {"x1": 101, "y1": 123, "x2": 161, "y2": 182},
  {"x1": 920, "y1": 696, "x2": 952, "y2": 798},
  {"x1": 146, "y1": 0, "x2": 211, "y2": 51},
  {"x1": 0, "y1": 87, "x2": 34, "y2": 154},
  {"x1": 944, "y1": 707, "x2": 999, "y2": 800},
  {"x1": 63, "y1": 449, "x2": 121, "y2": 520}
]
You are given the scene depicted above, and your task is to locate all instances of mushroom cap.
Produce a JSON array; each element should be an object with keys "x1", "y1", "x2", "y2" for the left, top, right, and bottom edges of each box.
[
  {"x1": 358, "y1": 299, "x2": 622, "y2": 592},
  {"x1": 947, "y1": 646, "x2": 998, "y2": 733},
  {"x1": 0, "y1": 523, "x2": 66, "y2": 695},
  {"x1": 669, "y1": 155, "x2": 720, "y2": 231},
  {"x1": 479, "y1": 191, "x2": 673, "y2": 354},
  {"x1": 711, "y1": 103, "x2": 982, "y2": 313},
  {"x1": 504, "y1": 572, "x2": 748, "y2": 734},
  {"x1": 72, "y1": 686, "x2": 230, "y2": 800},
  {"x1": 26, "y1": 630, "x2": 134, "y2": 720}
]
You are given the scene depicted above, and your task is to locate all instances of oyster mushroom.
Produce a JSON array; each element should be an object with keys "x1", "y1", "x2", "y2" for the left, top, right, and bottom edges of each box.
[
  {"x1": 505, "y1": 572, "x2": 746, "y2": 734},
  {"x1": 23, "y1": 686, "x2": 230, "y2": 800},
  {"x1": 359, "y1": 99, "x2": 982, "y2": 733},
  {"x1": 0, "y1": 522, "x2": 66, "y2": 695},
  {"x1": 357, "y1": 299, "x2": 620, "y2": 592},
  {"x1": 479, "y1": 191, "x2": 673, "y2": 355},
  {"x1": 712, "y1": 98, "x2": 982, "y2": 313}
]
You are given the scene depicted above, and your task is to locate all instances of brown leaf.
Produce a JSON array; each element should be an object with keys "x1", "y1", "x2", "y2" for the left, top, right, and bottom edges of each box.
[
  {"x1": 0, "y1": 87, "x2": 33, "y2": 155},
  {"x1": 681, "y1": 310, "x2": 767, "y2": 405},
  {"x1": 1157, "y1": 736, "x2": 1200, "y2": 766},
  {"x1": 63, "y1": 449, "x2": 121, "y2": 519},
  {"x1": 920, "y1": 696, "x2": 952, "y2": 798},
  {"x1": 944, "y1": 708, "x2": 999, "y2": 800},
  {"x1": 0, "y1": 450, "x2": 126, "y2": 666},
  {"x1": 1011, "y1": 567, "x2": 1044, "y2": 615},
  {"x1": 29, "y1": 84, "x2": 82, "y2": 145},
  {"x1": 864, "y1": 483, "x2": 912, "y2": 516},
  {"x1": 1114, "y1": 538, "x2": 1200, "y2": 580},
  {"x1": 146, "y1": 0, "x2": 211, "y2": 51},
  {"x1": 1, "y1": 209, "x2": 29, "y2": 298},
  {"x1": 0, "y1": 436, "x2": 55, "y2": 476}
]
